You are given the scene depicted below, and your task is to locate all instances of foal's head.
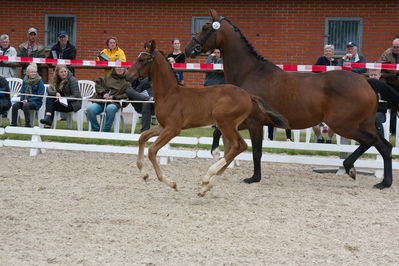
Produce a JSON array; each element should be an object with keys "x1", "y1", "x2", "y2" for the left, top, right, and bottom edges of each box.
[
  {"x1": 185, "y1": 9, "x2": 224, "y2": 58},
  {"x1": 128, "y1": 40, "x2": 157, "y2": 81}
]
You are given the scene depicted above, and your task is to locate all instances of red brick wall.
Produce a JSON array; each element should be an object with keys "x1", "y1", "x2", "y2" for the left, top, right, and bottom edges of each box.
[{"x1": 1, "y1": 0, "x2": 398, "y2": 85}]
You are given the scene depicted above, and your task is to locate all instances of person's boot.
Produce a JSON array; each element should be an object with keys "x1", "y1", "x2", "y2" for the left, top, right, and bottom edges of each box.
[
  {"x1": 316, "y1": 136, "x2": 325, "y2": 143},
  {"x1": 40, "y1": 115, "x2": 52, "y2": 126}
]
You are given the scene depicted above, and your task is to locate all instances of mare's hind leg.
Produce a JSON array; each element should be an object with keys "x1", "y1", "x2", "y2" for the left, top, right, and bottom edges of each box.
[
  {"x1": 373, "y1": 136, "x2": 393, "y2": 189},
  {"x1": 198, "y1": 128, "x2": 247, "y2": 197},
  {"x1": 343, "y1": 143, "x2": 371, "y2": 180},
  {"x1": 137, "y1": 125, "x2": 163, "y2": 181},
  {"x1": 211, "y1": 127, "x2": 222, "y2": 159},
  {"x1": 243, "y1": 121, "x2": 264, "y2": 184},
  {"x1": 147, "y1": 127, "x2": 180, "y2": 190},
  {"x1": 341, "y1": 125, "x2": 393, "y2": 188}
]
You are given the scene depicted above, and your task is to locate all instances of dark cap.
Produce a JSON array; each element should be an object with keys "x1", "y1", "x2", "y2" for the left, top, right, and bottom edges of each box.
[
  {"x1": 58, "y1": 30, "x2": 68, "y2": 37},
  {"x1": 346, "y1": 41, "x2": 357, "y2": 47}
]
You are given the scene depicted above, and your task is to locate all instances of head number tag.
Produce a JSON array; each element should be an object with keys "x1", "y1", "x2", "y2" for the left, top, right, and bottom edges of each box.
[{"x1": 212, "y1": 22, "x2": 221, "y2": 30}]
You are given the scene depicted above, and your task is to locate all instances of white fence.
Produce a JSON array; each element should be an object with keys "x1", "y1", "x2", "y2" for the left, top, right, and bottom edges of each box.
[{"x1": 2, "y1": 111, "x2": 399, "y2": 178}]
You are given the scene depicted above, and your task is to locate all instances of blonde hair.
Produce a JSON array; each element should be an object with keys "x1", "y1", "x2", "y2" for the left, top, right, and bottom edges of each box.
[
  {"x1": 368, "y1": 68, "x2": 381, "y2": 74},
  {"x1": 50, "y1": 64, "x2": 68, "y2": 91},
  {"x1": 26, "y1": 63, "x2": 38, "y2": 73}
]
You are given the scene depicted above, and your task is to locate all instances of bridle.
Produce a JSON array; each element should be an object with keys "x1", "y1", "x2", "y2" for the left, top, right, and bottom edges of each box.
[
  {"x1": 191, "y1": 16, "x2": 225, "y2": 53},
  {"x1": 134, "y1": 51, "x2": 155, "y2": 79}
]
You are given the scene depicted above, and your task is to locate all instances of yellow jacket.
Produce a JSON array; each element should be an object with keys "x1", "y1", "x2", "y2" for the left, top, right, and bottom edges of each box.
[{"x1": 96, "y1": 47, "x2": 127, "y2": 75}]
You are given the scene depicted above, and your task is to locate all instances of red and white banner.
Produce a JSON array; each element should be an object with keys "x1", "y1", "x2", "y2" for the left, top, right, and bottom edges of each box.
[{"x1": 1, "y1": 55, "x2": 399, "y2": 72}]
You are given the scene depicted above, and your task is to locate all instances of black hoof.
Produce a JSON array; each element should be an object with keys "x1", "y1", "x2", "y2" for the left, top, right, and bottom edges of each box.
[
  {"x1": 242, "y1": 177, "x2": 261, "y2": 184},
  {"x1": 344, "y1": 163, "x2": 356, "y2": 180},
  {"x1": 373, "y1": 181, "x2": 391, "y2": 190}
]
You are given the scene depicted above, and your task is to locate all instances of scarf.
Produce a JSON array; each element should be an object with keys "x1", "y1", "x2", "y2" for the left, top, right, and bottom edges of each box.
[{"x1": 23, "y1": 74, "x2": 41, "y2": 99}]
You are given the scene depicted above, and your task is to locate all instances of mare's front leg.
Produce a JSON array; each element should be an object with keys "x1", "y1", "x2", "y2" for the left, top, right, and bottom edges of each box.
[
  {"x1": 243, "y1": 122, "x2": 264, "y2": 183},
  {"x1": 137, "y1": 125, "x2": 163, "y2": 181},
  {"x1": 211, "y1": 127, "x2": 222, "y2": 159},
  {"x1": 147, "y1": 127, "x2": 180, "y2": 190}
]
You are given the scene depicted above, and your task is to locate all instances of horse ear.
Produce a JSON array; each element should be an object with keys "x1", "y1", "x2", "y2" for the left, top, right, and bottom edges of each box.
[
  {"x1": 209, "y1": 9, "x2": 220, "y2": 21},
  {"x1": 150, "y1": 39, "x2": 156, "y2": 52}
]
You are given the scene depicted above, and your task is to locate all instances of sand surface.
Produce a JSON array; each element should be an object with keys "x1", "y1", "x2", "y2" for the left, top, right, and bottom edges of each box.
[{"x1": 1, "y1": 147, "x2": 399, "y2": 265}]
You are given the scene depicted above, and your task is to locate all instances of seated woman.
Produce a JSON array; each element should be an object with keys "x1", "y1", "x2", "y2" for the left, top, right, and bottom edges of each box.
[
  {"x1": 10, "y1": 63, "x2": 45, "y2": 127},
  {"x1": 86, "y1": 65, "x2": 130, "y2": 132},
  {"x1": 0, "y1": 76, "x2": 11, "y2": 123},
  {"x1": 40, "y1": 64, "x2": 81, "y2": 128}
]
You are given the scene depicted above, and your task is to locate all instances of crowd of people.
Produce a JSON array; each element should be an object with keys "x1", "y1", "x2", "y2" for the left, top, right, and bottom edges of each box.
[{"x1": 1, "y1": 27, "x2": 399, "y2": 139}]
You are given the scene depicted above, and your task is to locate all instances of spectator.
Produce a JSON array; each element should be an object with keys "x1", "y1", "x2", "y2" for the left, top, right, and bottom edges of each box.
[
  {"x1": 167, "y1": 38, "x2": 185, "y2": 85},
  {"x1": 17, "y1": 27, "x2": 45, "y2": 77},
  {"x1": 40, "y1": 64, "x2": 81, "y2": 128},
  {"x1": 10, "y1": 63, "x2": 45, "y2": 127},
  {"x1": 47, "y1": 30, "x2": 77, "y2": 75},
  {"x1": 312, "y1": 44, "x2": 337, "y2": 143},
  {"x1": 378, "y1": 36, "x2": 399, "y2": 135},
  {"x1": 96, "y1": 36, "x2": 126, "y2": 76},
  {"x1": 314, "y1": 44, "x2": 338, "y2": 67},
  {"x1": 204, "y1": 49, "x2": 225, "y2": 86},
  {"x1": 0, "y1": 75, "x2": 11, "y2": 124},
  {"x1": 368, "y1": 68, "x2": 390, "y2": 138},
  {"x1": 126, "y1": 77, "x2": 154, "y2": 132},
  {"x1": 339, "y1": 41, "x2": 366, "y2": 74},
  {"x1": 86, "y1": 65, "x2": 130, "y2": 132},
  {"x1": 0, "y1": 34, "x2": 18, "y2": 78},
  {"x1": 204, "y1": 48, "x2": 225, "y2": 147}
]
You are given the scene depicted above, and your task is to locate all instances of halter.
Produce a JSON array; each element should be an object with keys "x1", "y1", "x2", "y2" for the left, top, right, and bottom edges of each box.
[
  {"x1": 134, "y1": 51, "x2": 154, "y2": 79},
  {"x1": 191, "y1": 16, "x2": 225, "y2": 53}
]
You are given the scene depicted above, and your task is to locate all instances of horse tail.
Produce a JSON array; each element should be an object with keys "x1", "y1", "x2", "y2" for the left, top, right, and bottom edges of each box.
[
  {"x1": 250, "y1": 95, "x2": 289, "y2": 128},
  {"x1": 367, "y1": 78, "x2": 399, "y2": 109}
]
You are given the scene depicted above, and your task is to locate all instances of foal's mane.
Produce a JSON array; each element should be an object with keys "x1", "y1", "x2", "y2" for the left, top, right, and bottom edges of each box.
[
  {"x1": 156, "y1": 49, "x2": 179, "y2": 84},
  {"x1": 223, "y1": 17, "x2": 278, "y2": 69}
]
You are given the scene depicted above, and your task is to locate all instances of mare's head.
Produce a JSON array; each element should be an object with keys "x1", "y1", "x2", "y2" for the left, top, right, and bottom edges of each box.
[
  {"x1": 128, "y1": 40, "x2": 156, "y2": 81},
  {"x1": 185, "y1": 9, "x2": 225, "y2": 59}
]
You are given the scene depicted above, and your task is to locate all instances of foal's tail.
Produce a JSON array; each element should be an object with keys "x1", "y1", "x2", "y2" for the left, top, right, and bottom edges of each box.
[
  {"x1": 367, "y1": 78, "x2": 399, "y2": 109},
  {"x1": 250, "y1": 95, "x2": 289, "y2": 128}
]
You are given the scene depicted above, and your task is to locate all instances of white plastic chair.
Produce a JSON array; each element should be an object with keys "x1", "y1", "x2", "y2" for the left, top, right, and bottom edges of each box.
[
  {"x1": 6, "y1": 77, "x2": 23, "y2": 123},
  {"x1": 52, "y1": 80, "x2": 96, "y2": 130},
  {"x1": 76, "y1": 80, "x2": 95, "y2": 131}
]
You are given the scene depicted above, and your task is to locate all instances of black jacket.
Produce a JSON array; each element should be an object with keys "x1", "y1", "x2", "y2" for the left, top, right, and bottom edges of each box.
[{"x1": 48, "y1": 41, "x2": 77, "y2": 74}]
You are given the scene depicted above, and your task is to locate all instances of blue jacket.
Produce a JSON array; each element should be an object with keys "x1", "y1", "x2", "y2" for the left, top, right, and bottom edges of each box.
[{"x1": 20, "y1": 79, "x2": 45, "y2": 110}]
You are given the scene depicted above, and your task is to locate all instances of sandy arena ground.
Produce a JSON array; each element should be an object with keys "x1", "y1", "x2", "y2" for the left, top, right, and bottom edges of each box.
[{"x1": 1, "y1": 147, "x2": 399, "y2": 265}]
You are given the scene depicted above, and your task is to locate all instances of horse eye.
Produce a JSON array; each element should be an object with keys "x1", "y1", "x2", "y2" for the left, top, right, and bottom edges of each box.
[{"x1": 138, "y1": 58, "x2": 144, "y2": 63}]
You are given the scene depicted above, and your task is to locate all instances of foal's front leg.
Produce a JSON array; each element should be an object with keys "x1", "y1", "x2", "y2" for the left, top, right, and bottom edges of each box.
[
  {"x1": 137, "y1": 125, "x2": 163, "y2": 181},
  {"x1": 147, "y1": 127, "x2": 180, "y2": 190}
]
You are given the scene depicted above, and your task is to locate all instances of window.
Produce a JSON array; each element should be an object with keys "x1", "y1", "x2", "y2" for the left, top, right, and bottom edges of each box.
[
  {"x1": 191, "y1": 16, "x2": 211, "y2": 37},
  {"x1": 324, "y1": 18, "x2": 363, "y2": 55},
  {"x1": 45, "y1": 14, "x2": 76, "y2": 48}
]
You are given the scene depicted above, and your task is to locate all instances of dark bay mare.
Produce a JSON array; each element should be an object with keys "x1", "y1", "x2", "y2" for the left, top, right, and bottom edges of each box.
[
  {"x1": 128, "y1": 40, "x2": 287, "y2": 196},
  {"x1": 185, "y1": 9, "x2": 399, "y2": 189}
]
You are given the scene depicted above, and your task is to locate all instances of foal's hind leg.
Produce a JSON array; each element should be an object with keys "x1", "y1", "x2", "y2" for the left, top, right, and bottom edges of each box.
[
  {"x1": 198, "y1": 128, "x2": 247, "y2": 197},
  {"x1": 137, "y1": 125, "x2": 163, "y2": 181},
  {"x1": 147, "y1": 127, "x2": 180, "y2": 190}
]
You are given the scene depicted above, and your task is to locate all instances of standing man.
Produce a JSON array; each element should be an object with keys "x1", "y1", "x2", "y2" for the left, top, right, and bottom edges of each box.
[
  {"x1": 17, "y1": 27, "x2": 45, "y2": 77},
  {"x1": 204, "y1": 49, "x2": 225, "y2": 86},
  {"x1": 0, "y1": 34, "x2": 18, "y2": 78},
  {"x1": 340, "y1": 41, "x2": 367, "y2": 74},
  {"x1": 378, "y1": 36, "x2": 399, "y2": 135},
  {"x1": 48, "y1": 30, "x2": 76, "y2": 75}
]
